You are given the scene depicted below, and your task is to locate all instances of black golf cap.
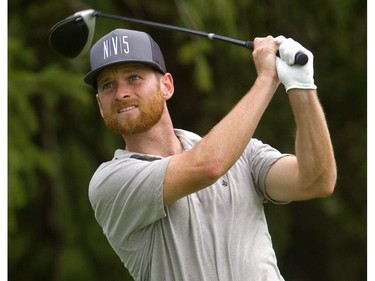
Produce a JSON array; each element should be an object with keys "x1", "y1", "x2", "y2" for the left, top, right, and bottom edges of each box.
[{"x1": 84, "y1": 29, "x2": 166, "y2": 87}]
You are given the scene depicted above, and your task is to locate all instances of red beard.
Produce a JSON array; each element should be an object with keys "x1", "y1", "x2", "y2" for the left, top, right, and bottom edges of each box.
[{"x1": 102, "y1": 89, "x2": 165, "y2": 135}]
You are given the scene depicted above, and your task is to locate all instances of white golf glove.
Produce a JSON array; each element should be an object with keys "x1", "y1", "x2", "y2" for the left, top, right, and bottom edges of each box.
[{"x1": 275, "y1": 36, "x2": 317, "y2": 92}]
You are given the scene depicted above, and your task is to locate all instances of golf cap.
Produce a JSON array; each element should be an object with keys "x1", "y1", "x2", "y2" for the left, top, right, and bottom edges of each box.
[{"x1": 84, "y1": 29, "x2": 166, "y2": 87}]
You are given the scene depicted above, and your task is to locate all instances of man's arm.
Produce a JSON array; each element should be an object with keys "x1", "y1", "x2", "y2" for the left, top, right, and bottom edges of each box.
[
  {"x1": 265, "y1": 37, "x2": 337, "y2": 202},
  {"x1": 265, "y1": 89, "x2": 337, "y2": 201},
  {"x1": 163, "y1": 36, "x2": 280, "y2": 206}
]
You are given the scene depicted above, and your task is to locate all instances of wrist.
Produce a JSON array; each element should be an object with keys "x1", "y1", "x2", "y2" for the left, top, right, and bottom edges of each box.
[
  {"x1": 255, "y1": 75, "x2": 280, "y2": 91},
  {"x1": 285, "y1": 83, "x2": 317, "y2": 93},
  {"x1": 287, "y1": 88, "x2": 317, "y2": 101}
]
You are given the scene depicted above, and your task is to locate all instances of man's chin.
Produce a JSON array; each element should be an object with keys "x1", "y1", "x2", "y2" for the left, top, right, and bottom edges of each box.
[{"x1": 105, "y1": 121, "x2": 151, "y2": 136}]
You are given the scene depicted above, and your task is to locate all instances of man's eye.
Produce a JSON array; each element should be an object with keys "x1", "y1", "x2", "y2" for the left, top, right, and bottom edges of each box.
[
  {"x1": 129, "y1": 75, "x2": 140, "y2": 82},
  {"x1": 101, "y1": 82, "x2": 113, "y2": 91}
]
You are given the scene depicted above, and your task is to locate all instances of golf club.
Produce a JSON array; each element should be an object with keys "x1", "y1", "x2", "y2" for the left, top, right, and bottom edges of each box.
[{"x1": 48, "y1": 9, "x2": 308, "y2": 65}]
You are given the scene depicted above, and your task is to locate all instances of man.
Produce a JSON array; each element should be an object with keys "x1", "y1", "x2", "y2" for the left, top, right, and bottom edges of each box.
[{"x1": 85, "y1": 28, "x2": 336, "y2": 280}]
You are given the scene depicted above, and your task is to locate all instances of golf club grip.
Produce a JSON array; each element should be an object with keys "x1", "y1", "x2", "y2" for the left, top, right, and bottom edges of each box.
[
  {"x1": 294, "y1": 52, "x2": 309, "y2": 66},
  {"x1": 274, "y1": 50, "x2": 308, "y2": 66},
  {"x1": 245, "y1": 41, "x2": 308, "y2": 66}
]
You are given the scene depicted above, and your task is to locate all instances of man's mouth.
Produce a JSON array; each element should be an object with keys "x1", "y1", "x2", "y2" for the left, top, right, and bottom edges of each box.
[{"x1": 117, "y1": 105, "x2": 137, "y2": 113}]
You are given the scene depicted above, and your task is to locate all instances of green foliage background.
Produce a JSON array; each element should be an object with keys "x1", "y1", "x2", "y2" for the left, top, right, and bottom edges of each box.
[{"x1": 8, "y1": 0, "x2": 367, "y2": 280}]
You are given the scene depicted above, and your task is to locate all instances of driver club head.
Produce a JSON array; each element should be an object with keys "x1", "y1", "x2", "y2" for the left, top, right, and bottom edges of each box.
[{"x1": 48, "y1": 9, "x2": 96, "y2": 58}]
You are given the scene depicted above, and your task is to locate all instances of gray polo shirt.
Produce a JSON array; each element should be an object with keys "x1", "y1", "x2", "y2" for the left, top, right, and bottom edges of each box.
[{"x1": 89, "y1": 129, "x2": 287, "y2": 281}]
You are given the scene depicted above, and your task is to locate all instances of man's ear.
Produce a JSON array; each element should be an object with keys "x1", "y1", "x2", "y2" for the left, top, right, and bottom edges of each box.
[
  {"x1": 160, "y1": 73, "x2": 174, "y2": 100},
  {"x1": 96, "y1": 94, "x2": 104, "y2": 118}
]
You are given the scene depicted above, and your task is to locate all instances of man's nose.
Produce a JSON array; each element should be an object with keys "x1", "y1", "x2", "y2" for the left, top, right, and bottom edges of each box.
[{"x1": 115, "y1": 82, "x2": 131, "y2": 100}]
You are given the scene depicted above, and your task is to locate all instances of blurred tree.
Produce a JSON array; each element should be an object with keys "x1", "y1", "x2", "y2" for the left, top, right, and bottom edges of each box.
[{"x1": 8, "y1": 0, "x2": 366, "y2": 280}]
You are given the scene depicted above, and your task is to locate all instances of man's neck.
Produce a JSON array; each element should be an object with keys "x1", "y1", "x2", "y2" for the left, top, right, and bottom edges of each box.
[{"x1": 123, "y1": 124, "x2": 183, "y2": 157}]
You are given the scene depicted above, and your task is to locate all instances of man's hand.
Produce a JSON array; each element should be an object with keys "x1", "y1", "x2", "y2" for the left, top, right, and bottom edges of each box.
[
  {"x1": 275, "y1": 36, "x2": 317, "y2": 92},
  {"x1": 253, "y1": 36, "x2": 280, "y2": 84}
]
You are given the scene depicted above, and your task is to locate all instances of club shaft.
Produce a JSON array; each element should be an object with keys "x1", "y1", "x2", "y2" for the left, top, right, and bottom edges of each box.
[{"x1": 94, "y1": 11, "x2": 254, "y2": 50}]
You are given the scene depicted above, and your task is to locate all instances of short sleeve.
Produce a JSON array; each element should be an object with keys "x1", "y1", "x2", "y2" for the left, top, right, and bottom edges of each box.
[
  {"x1": 88, "y1": 156, "x2": 171, "y2": 250},
  {"x1": 246, "y1": 138, "x2": 291, "y2": 204}
]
